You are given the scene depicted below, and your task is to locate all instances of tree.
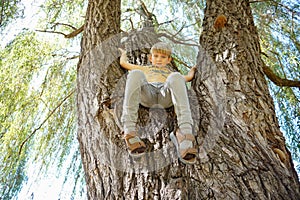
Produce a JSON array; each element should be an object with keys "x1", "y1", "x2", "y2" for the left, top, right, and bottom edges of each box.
[
  {"x1": 0, "y1": 31, "x2": 58, "y2": 199},
  {"x1": 0, "y1": 0, "x2": 23, "y2": 30},
  {"x1": 0, "y1": 1, "x2": 86, "y2": 198},
  {"x1": 251, "y1": 0, "x2": 300, "y2": 172},
  {"x1": 0, "y1": 0, "x2": 299, "y2": 199},
  {"x1": 77, "y1": 0, "x2": 299, "y2": 199}
]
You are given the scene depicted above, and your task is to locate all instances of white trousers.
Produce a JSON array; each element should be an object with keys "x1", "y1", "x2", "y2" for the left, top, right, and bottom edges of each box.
[{"x1": 121, "y1": 70, "x2": 193, "y2": 134}]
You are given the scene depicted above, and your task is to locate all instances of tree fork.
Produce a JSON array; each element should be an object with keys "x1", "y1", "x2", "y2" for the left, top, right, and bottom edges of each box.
[{"x1": 77, "y1": 0, "x2": 300, "y2": 199}]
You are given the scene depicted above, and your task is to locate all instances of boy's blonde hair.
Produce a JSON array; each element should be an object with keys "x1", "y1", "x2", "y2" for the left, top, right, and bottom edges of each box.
[{"x1": 150, "y1": 42, "x2": 172, "y2": 56}]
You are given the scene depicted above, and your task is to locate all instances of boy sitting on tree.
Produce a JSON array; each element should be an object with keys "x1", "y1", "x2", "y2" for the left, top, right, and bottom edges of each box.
[{"x1": 119, "y1": 42, "x2": 197, "y2": 164}]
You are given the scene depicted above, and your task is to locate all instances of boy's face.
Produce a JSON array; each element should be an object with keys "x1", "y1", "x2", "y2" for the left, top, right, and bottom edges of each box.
[{"x1": 149, "y1": 51, "x2": 172, "y2": 67}]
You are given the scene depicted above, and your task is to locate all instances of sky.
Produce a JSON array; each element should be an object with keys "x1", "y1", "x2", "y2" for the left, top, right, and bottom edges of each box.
[{"x1": 17, "y1": 147, "x2": 84, "y2": 200}]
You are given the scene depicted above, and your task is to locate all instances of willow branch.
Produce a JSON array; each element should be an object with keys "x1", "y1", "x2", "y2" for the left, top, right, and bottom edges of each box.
[
  {"x1": 51, "y1": 22, "x2": 77, "y2": 30},
  {"x1": 138, "y1": 0, "x2": 153, "y2": 20},
  {"x1": 65, "y1": 24, "x2": 84, "y2": 38},
  {"x1": 172, "y1": 56, "x2": 192, "y2": 69},
  {"x1": 158, "y1": 32, "x2": 199, "y2": 47},
  {"x1": 262, "y1": 64, "x2": 300, "y2": 88},
  {"x1": 157, "y1": 19, "x2": 176, "y2": 26},
  {"x1": 172, "y1": 23, "x2": 186, "y2": 38},
  {"x1": 0, "y1": 0, "x2": 4, "y2": 26},
  {"x1": 18, "y1": 89, "x2": 75, "y2": 156},
  {"x1": 268, "y1": 50, "x2": 287, "y2": 79},
  {"x1": 269, "y1": 0, "x2": 300, "y2": 17},
  {"x1": 36, "y1": 24, "x2": 84, "y2": 38},
  {"x1": 250, "y1": 0, "x2": 300, "y2": 17},
  {"x1": 249, "y1": 0, "x2": 269, "y2": 3}
]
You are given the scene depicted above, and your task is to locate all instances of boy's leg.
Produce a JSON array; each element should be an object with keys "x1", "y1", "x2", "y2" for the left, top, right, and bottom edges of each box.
[
  {"x1": 164, "y1": 72, "x2": 193, "y2": 134},
  {"x1": 121, "y1": 70, "x2": 147, "y2": 134},
  {"x1": 164, "y1": 72, "x2": 197, "y2": 164},
  {"x1": 121, "y1": 70, "x2": 149, "y2": 156}
]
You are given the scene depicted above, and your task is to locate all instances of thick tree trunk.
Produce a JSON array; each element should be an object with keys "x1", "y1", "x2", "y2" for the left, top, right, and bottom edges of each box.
[
  {"x1": 77, "y1": 0, "x2": 300, "y2": 199},
  {"x1": 192, "y1": 0, "x2": 300, "y2": 199}
]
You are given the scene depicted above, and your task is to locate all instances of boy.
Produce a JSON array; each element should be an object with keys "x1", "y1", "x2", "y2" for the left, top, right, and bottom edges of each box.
[{"x1": 119, "y1": 42, "x2": 197, "y2": 164}]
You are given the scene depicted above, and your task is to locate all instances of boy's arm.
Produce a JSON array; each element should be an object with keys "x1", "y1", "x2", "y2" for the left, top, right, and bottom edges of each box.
[
  {"x1": 184, "y1": 66, "x2": 197, "y2": 82},
  {"x1": 119, "y1": 48, "x2": 142, "y2": 70}
]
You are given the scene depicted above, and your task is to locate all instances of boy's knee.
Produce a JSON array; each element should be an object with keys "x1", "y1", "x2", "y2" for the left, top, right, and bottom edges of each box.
[
  {"x1": 167, "y1": 72, "x2": 185, "y2": 83},
  {"x1": 127, "y1": 69, "x2": 146, "y2": 80},
  {"x1": 129, "y1": 69, "x2": 144, "y2": 76}
]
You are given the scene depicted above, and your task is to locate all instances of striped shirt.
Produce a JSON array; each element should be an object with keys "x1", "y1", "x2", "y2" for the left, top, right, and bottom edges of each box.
[{"x1": 132, "y1": 65, "x2": 174, "y2": 83}]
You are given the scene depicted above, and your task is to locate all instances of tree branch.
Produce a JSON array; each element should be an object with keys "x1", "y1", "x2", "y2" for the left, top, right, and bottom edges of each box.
[
  {"x1": 65, "y1": 24, "x2": 84, "y2": 38},
  {"x1": 157, "y1": 19, "x2": 176, "y2": 26},
  {"x1": 249, "y1": 0, "x2": 266, "y2": 3},
  {"x1": 138, "y1": 0, "x2": 153, "y2": 20},
  {"x1": 35, "y1": 29, "x2": 67, "y2": 37},
  {"x1": 18, "y1": 89, "x2": 75, "y2": 156},
  {"x1": 269, "y1": 0, "x2": 300, "y2": 17},
  {"x1": 267, "y1": 50, "x2": 287, "y2": 79},
  {"x1": 36, "y1": 24, "x2": 84, "y2": 38},
  {"x1": 51, "y1": 22, "x2": 77, "y2": 30},
  {"x1": 262, "y1": 64, "x2": 300, "y2": 88},
  {"x1": 250, "y1": 0, "x2": 300, "y2": 17},
  {"x1": 158, "y1": 32, "x2": 199, "y2": 47},
  {"x1": 172, "y1": 56, "x2": 192, "y2": 69}
]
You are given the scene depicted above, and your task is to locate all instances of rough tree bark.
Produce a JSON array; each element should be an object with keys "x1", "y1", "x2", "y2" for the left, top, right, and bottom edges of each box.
[{"x1": 77, "y1": 0, "x2": 300, "y2": 199}]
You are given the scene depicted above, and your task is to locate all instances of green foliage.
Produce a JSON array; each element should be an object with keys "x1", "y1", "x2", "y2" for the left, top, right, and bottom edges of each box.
[
  {"x1": 38, "y1": 0, "x2": 87, "y2": 33},
  {"x1": 165, "y1": 0, "x2": 204, "y2": 36},
  {"x1": 0, "y1": 27, "x2": 83, "y2": 198},
  {"x1": 158, "y1": 0, "x2": 204, "y2": 72},
  {"x1": 0, "y1": 0, "x2": 24, "y2": 31},
  {"x1": 1, "y1": 0, "x2": 88, "y2": 198},
  {"x1": 0, "y1": 31, "x2": 53, "y2": 199}
]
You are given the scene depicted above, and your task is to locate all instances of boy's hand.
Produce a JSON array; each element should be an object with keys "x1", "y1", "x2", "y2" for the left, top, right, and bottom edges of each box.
[
  {"x1": 118, "y1": 48, "x2": 128, "y2": 64},
  {"x1": 118, "y1": 48, "x2": 126, "y2": 55},
  {"x1": 184, "y1": 66, "x2": 197, "y2": 82},
  {"x1": 118, "y1": 48, "x2": 141, "y2": 70},
  {"x1": 190, "y1": 66, "x2": 197, "y2": 73},
  {"x1": 188, "y1": 66, "x2": 197, "y2": 77}
]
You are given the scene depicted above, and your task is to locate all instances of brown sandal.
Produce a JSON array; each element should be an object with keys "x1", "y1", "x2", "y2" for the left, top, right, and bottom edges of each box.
[
  {"x1": 170, "y1": 129, "x2": 197, "y2": 164},
  {"x1": 124, "y1": 132, "x2": 146, "y2": 157}
]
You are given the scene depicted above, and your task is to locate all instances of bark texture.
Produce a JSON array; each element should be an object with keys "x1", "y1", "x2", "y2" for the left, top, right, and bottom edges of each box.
[
  {"x1": 77, "y1": 0, "x2": 300, "y2": 199},
  {"x1": 192, "y1": 0, "x2": 300, "y2": 199}
]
